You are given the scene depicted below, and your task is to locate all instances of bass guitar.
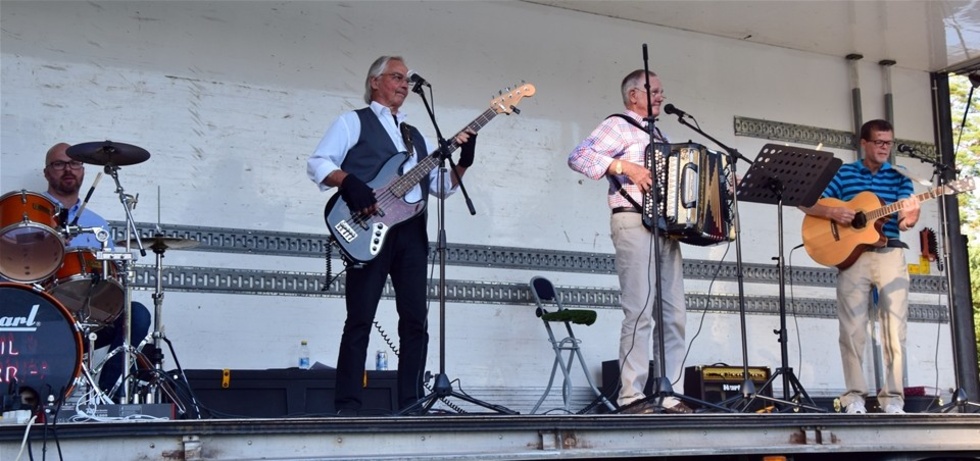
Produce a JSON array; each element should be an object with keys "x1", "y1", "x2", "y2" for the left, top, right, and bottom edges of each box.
[
  {"x1": 324, "y1": 82, "x2": 536, "y2": 263},
  {"x1": 801, "y1": 177, "x2": 975, "y2": 269}
]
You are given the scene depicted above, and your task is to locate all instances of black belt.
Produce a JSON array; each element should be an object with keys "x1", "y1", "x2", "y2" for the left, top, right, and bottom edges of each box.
[
  {"x1": 870, "y1": 240, "x2": 909, "y2": 253},
  {"x1": 612, "y1": 206, "x2": 640, "y2": 214}
]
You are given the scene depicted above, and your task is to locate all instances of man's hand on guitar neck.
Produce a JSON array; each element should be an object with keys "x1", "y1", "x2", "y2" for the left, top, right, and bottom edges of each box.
[
  {"x1": 450, "y1": 128, "x2": 478, "y2": 187},
  {"x1": 897, "y1": 196, "x2": 920, "y2": 231}
]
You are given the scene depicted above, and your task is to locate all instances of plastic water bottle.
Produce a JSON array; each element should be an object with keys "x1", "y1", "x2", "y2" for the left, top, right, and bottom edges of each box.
[
  {"x1": 299, "y1": 340, "x2": 311, "y2": 369},
  {"x1": 376, "y1": 350, "x2": 388, "y2": 371}
]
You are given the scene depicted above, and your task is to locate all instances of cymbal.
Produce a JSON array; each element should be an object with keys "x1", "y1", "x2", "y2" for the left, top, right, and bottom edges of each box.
[
  {"x1": 116, "y1": 235, "x2": 200, "y2": 251},
  {"x1": 67, "y1": 141, "x2": 151, "y2": 166}
]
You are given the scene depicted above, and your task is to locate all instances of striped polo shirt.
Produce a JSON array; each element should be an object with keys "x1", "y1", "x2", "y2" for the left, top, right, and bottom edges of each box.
[{"x1": 822, "y1": 160, "x2": 913, "y2": 240}]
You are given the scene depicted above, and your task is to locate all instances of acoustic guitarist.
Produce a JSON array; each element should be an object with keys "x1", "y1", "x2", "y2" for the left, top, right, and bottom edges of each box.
[
  {"x1": 799, "y1": 119, "x2": 919, "y2": 414},
  {"x1": 307, "y1": 55, "x2": 476, "y2": 415}
]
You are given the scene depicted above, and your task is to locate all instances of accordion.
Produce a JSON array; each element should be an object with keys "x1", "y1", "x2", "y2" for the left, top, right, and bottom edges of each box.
[{"x1": 642, "y1": 142, "x2": 735, "y2": 246}]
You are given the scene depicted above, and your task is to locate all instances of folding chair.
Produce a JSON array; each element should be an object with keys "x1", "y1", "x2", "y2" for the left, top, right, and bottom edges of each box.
[{"x1": 529, "y1": 276, "x2": 615, "y2": 414}]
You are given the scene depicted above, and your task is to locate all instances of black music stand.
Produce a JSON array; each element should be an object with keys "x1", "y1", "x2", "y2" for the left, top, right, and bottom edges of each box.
[{"x1": 733, "y1": 144, "x2": 840, "y2": 412}]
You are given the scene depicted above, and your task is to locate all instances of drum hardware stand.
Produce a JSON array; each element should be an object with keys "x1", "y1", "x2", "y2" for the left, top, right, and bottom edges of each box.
[
  {"x1": 141, "y1": 233, "x2": 200, "y2": 404},
  {"x1": 67, "y1": 224, "x2": 137, "y2": 403},
  {"x1": 78, "y1": 332, "x2": 115, "y2": 406},
  {"x1": 734, "y1": 144, "x2": 840, "y2": 412},
  {"x1": 103, "y1": 164, "x2": 145, "y2": 404},
  {"x1": 665, "y1": 109, "x2": 765, "y2": 412},
  {"x1": 400, "y1": 76, "x2": 516, "y2": 416},
  {"x1": 59, "y1": 141, "x2": 152, "y2": 404}
]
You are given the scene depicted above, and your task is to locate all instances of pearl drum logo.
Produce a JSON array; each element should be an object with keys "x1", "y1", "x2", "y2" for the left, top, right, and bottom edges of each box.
[{"x1": 0, "y1": 304, "x2": 41, "y2": 332}]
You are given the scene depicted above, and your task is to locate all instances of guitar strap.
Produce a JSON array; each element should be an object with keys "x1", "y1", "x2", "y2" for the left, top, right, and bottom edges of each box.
[
  {"x1": 399, "y1": 122, "x2": 431, "y2": 198},
  {"x1": 400, "y1": 122, "x2": 415, "y2": 157},
  {"x1": 603, "y1": 114, "x2": 665, "y2": 213}
]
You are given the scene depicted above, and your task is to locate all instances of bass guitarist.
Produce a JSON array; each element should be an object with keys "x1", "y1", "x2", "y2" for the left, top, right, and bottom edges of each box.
[
  {"x1": 307, "y1": 55, "x2": 476, "y2": 415},
  {"x1": 799, "y1": 119, "x2": 919, "y2": 414}
]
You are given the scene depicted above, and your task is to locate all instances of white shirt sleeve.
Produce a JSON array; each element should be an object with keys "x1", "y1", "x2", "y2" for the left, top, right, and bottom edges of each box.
[{"x1": 307, "y1": 111, "x2": 361, "y2": 192}]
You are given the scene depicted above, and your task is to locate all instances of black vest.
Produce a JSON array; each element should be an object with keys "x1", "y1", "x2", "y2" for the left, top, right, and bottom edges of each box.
[{"x1": 342, "y1": 107, "x2": 430, "y2": 197}]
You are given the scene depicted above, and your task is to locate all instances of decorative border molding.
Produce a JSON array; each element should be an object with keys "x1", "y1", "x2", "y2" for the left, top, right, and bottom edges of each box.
[
  {"x1": 733, "y1": 116, "x2": 937, "y2": 160},
  {"x1": 108, "y1": 222, "x2": 946, "y2": 293},
  {"x1": 125, "y1": 265, "x2": 948, "y2": 323},
  {"x1": 110, "y1": 222, "x2": 949, "y2": 322}
]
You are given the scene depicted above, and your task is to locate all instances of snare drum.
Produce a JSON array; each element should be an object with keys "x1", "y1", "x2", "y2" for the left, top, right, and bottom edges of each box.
[
  {"x1": 0, "y1": 283, "x2": 83, "y2": 407},
  {"x1": 0, "y1": 190, "x2": 66, "y2": 283},
  {"x1": 45, "y1": 249, "x2": 124, "y2": 327}
]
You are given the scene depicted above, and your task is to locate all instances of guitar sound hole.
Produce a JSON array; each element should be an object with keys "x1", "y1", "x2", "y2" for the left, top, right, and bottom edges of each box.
[{"x1": 852, "y1": 212, "x2": 867, "y2": 229}]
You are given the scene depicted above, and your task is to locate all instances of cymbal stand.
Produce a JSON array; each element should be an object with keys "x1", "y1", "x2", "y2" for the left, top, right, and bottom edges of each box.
[
  {"x1": 145, "y1": 237, "x2": 171, "y2": 403},
  {"x1": 101, "y1": 162, "x2": 145, "y2": 403}
]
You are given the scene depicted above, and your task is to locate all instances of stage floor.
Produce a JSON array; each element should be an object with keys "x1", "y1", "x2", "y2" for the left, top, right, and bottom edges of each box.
[{"x1": 3, "y1": 408, "x2": 980, "y2": 460}]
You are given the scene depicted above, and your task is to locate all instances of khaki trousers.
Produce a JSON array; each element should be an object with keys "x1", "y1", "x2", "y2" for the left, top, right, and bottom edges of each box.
[{"x1": 836, "y1": 247, "x2": 909, "y2": 409}]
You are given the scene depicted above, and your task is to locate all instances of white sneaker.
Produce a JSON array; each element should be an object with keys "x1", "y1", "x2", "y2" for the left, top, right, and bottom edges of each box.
[
  {"x1": 844, "y1": 401, "x2": 867, "y2": 414},
  {"x1": 883, "y1": 404, "x2": 905, "y2": 414}
]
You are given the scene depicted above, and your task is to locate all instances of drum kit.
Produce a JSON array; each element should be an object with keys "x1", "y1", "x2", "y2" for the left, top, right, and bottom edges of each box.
[{"x1": 0, "y1": 141, "x2": 197, "y2": 413}]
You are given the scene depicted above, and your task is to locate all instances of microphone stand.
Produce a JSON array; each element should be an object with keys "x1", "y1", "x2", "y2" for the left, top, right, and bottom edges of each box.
[
  {"x1": 907, "y1": 149, "x2": 980, "y2": 413},
  {"x1": 619, "y1": 45, "x2": 725, "y2": 414},
  {"x1": 668, "y1": 114, "x2": 763, "y2": 411},
  {"x1": 400, "y1": 79, "x2": 515, "y2": 415}
]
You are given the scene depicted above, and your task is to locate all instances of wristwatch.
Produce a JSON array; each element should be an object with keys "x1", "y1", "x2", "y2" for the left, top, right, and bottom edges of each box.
[{"x1": 615, "y1": 160, "x2": 623, "y2": 175}]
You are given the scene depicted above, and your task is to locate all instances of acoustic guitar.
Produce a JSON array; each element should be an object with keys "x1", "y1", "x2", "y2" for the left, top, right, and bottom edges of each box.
[{"x1": 801, "y1": 177, "x2": 975, "y2": 269}]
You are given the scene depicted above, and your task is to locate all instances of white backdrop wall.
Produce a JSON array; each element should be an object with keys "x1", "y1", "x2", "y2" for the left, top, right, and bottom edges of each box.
[{"x1": 1, "y1": 1, "x2": 955, "y2": 410}]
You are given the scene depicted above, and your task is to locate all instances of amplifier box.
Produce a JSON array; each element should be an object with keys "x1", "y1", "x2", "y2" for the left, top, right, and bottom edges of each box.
[
  {"x1": 178, "y1": 367, "x2": 398, "y2": 418},
  {"x1": 684, "y1": 364, "x2": 771, "y2": 410}
]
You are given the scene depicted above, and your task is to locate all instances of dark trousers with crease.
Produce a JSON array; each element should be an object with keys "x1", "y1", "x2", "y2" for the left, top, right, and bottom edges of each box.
[{"x1": 334, "y1": 214, "x2": 429, "y2": 411}]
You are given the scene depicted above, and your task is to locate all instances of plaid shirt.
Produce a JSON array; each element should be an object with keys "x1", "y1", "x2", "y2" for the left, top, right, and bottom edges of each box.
[{"x1": 567, "y1": 109, "x2": 667, "y2": 210}]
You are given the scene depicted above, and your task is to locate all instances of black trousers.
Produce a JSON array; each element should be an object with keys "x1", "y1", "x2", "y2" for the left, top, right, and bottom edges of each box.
[{"x1": 334, "y1": 214, "x2": 429, "y2": 411}]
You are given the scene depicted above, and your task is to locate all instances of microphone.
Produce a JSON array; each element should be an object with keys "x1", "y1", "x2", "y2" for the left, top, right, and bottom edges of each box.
[
  {"x1": 663, "y1": 103, "x2": 689, "y2": 119},
  {"x1": 408, "y1": 70, "x2": 430, "y2": 88},
  {"x1": 897, "y1": 143, "x2": 915, "y2": 154}
]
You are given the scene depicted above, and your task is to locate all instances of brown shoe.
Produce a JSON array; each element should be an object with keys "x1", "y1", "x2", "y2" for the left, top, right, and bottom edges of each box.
[
  {"x1": 618, "y1": 401, "x2": 656, "y2": 414},
  {"x1": 663, "y1": 401, "x2": 694, "y2": 414}
]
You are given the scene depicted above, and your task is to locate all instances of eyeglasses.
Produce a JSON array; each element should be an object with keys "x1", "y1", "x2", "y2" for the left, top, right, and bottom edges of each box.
[
  {"x1": 870, "y1": 140, "x2": 894, "y2": 148},
  {"x1": 631, "y1": 87, "x2": 666, "y2": 98},
  {"x1": 380, "y1": 72, "x2": 407, "y2": 83},
  {"x1": 47, "y1": 160, "x2": 85, "y2": 170}
]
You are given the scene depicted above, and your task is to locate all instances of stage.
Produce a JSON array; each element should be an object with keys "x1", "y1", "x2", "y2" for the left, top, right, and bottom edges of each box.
[{"x1": 2, "y1": 410, "x2": 980, "y2": 460}]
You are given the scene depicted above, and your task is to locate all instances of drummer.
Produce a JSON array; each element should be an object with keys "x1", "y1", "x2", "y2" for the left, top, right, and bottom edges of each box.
[{"x1": 43, "y1": 142, "x2": 152, "y2": 401}]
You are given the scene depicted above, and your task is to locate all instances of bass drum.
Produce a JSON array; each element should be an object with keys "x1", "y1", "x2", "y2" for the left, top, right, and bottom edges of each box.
[{"x1": 0, "y1": 283, "x2": 83, "y2": 408}]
